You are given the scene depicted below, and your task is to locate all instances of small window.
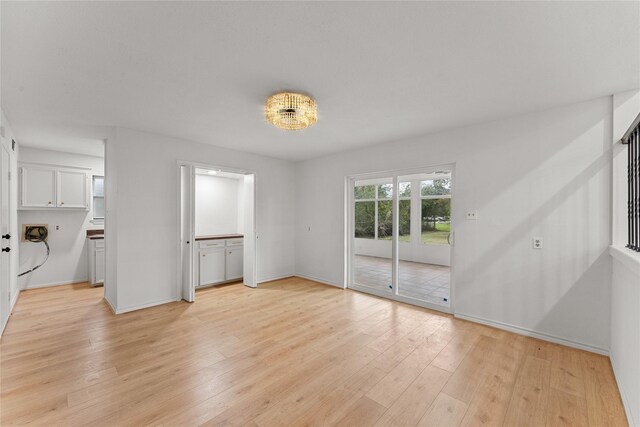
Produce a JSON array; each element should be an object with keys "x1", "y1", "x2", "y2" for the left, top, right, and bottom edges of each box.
[{"x1": 92, "y1": 176, "x2": 105, "y2": 220}]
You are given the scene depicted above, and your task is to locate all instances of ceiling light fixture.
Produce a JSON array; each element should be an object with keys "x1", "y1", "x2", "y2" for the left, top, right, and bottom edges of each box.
[{"x1": 265, "y1": 92, "x2": 317, "y2": 131}]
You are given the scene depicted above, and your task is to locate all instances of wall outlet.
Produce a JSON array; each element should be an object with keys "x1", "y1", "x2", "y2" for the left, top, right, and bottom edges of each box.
[
  {"x1": 533, "y1": 237, "x2": 543, "y2": 249},
  {"x1": 466, "y1": 211, "x2": 478, "y2": 220}
]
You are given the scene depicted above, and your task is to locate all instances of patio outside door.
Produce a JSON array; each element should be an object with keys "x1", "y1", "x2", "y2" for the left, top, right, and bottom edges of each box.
[
  {"x1": 351, "y1": 175, "x2": 394, "y2": 297},
  {"x1": 348, "y1": 167, "x2": 454, "y2": 313}
]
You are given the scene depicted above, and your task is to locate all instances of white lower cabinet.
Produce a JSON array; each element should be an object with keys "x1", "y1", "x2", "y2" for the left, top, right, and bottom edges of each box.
[
  {"x1": 199, "y1": 248, "x2": 226, "y2": 286},
  {"x1": 95, "y1": 248, "x2": 105, "y2": 284},
  {"x1": 225, "y1": 247, "x2": 243, "y2": 281},
  {"x1": 88, "y1": 238, "x2": 105, "y2": 286},
  {"x1": 197, "y1": 238, "x2": 243, "y2": 287}
]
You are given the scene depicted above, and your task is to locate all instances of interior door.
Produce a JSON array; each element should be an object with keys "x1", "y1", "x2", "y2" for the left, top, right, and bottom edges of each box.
[
  {"x1": 1, "y1": 144, "x2": 12, "y2": 333},
  {"x1": 242, "y1": 174, "x2": 256, "y2": 288},
  {"x1": 180, "y1": 165, "x2": 195, "y2": 302}
]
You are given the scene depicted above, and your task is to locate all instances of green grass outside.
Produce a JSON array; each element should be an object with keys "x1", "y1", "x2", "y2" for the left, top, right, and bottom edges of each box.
[{"x1": 379, "y1": 222, "x2": 451, "y2": 245}]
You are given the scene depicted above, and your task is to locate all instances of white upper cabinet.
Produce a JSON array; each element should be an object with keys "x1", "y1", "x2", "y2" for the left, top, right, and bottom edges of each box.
[
  {"x1": 20, "y1": 166, "x2": 56, "y2": 208},
  {"x1": 57, "y1": 170, "x2": 88, "y2": 208},
  {"x1": 19, "y1": 164, "x2": 90, "y2": 210}
]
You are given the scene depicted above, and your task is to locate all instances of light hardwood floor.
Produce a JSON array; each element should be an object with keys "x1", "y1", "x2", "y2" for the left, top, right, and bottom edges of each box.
[{"x1": 0, "y1": 278, "x2": 628, "y2": 426}]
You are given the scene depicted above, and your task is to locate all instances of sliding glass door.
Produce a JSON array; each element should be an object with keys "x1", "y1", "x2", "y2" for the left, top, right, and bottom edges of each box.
[
  {"x1": 352, "y1": 176, "x2": 394, "y2": 297},
  {"x1": 349, "y1": 167, "x2": 453, "y2": 312}
]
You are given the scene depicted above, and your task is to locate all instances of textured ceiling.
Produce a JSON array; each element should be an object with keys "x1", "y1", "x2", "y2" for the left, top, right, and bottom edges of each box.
[{"x1": 2, "y1": 1, "x2": 639, "y2": 160}]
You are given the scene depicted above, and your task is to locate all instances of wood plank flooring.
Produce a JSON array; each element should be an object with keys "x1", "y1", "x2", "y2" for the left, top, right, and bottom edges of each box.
[{"x1": 0, "y1": 278, "x2": 628, "y2": 426}]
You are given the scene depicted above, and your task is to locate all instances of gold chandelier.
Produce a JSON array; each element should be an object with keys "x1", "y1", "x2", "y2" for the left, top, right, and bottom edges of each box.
[{"x1": 265, "y1": 92, "x2": 317, "y2": 131}]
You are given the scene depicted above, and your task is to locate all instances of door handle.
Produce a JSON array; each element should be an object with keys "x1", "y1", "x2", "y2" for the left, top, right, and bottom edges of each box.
[
  {"x1": 1, "y1": 234, "x2": 9, "y2": 239},
  {"x1": 2, "y1": 247, "x2": 10, "y2": 252}
]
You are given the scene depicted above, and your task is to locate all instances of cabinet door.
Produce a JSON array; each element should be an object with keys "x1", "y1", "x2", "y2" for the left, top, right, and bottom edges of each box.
[
  {"x1": 95, "y1": 248, "x2": 105, "y2": 284},
  {"x1": 225, "y1": 247, "x2": 243, "y2": 281},
  {"x1": 57, "y1": 170, "x2": 88, "y2": 209},
  {"x1": 199, "y1": 248, "x2": 225, "y2": 286},
  {"x1": 21, "y1": 166, "x2": 56, "y2": 208}
]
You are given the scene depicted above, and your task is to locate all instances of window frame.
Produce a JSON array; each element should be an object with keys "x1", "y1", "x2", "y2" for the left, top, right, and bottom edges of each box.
[
  {"x1": 92, "y1": 175, "x2": 105, "y2": 222},
  {"x1": 622, "y1": 113, "x2": 640, "y2": 252}
]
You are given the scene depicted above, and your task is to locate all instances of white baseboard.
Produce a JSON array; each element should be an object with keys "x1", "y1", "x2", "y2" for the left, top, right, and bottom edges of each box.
[
  {"x1": 21, "y1": 279, "x2": 88, "y2": 290},
  {"x1": 610, "y1": 354, "x2": 637, "y2": 427},
  {"x1": 455, "y1": 312, "x2": 609, "y2": 356},
  {"x1": 115, "y1": 297, "x2": 180, "y2": 315},
  {"x1": 294, "y1": 273, "x2": 345, "y2": 289},
  {"x1": 10, "y1": 288, "x2": 20, "y2": 312},
  {"x1": 103, "y1": 296, "x2": 117, "y2": 315},
  {"x1": 258, "y1": 273, "x2": 295, "y2": 284}
]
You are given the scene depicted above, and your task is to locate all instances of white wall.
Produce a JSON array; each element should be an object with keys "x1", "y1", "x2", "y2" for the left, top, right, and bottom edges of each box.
[
  {"x1": 610, "y1": 89, "x2": 640, "y2": 427},
  {"x1": 0, "y1": 110, "x2": 20, "y2": 314},
  {"x1": 295, "y1": 96, "x2": 613, "y2": 353},
  {"x1": 105, "y1": 127, "x2": 295, "y2": 313},
  {"x1": 194, "y1": 174, "x2": 242, "y2": 236},
  {"x1": 17, "y1": 147, "x2": 104, "y2": 288}
]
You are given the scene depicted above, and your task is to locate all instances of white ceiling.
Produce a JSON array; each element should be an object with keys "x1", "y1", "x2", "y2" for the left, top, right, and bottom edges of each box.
[{"x1": 2, "y1": 1, "x2": 638, "y2": 161}]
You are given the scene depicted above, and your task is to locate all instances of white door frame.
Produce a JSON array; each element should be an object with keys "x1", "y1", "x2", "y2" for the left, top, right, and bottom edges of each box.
[
  {"x1": 176, "y1": 160, "x2": 258, "y2": 302},
  {"x1": 345, "y1": 163, "x2": 456, "y2": 314},
  {"x1": 0, "y1": 142, "x2": 12, "y2": 333}
]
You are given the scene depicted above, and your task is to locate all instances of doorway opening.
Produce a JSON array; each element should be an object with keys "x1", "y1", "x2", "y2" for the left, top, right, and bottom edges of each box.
[
  {"x1": 347, "y1": 165, "x2": 454, "y2": 313},
  {"x1": 178, "y1": 162, "x2": 256, "y2": 302}
]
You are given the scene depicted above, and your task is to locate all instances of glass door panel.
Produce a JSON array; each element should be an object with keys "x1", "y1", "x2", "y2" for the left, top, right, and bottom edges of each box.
[
  {"x1": 352, "y1": 178, "x2": 394, "y2": 296},
  {"x1": 397, "y1": 171, "x2": 452, "y2": 307}
]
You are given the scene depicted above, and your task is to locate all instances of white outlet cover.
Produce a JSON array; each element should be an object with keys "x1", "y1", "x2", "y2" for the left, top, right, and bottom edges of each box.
[
  {"x1": 533, "y1": 237, "x2": 543, "y2": 249},
  {"x1": 466, "y1": 211, "x2": 478, "y2": 220}
]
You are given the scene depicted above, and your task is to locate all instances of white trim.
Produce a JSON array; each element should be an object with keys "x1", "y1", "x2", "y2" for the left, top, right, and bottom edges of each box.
[
  {"x1": 21, "y1": 279, "x2": 89, "y2": 290},
  {"x1": 454, "y1": 312, "x2": 609, "y2": 356},
  {"x1": 114, "y1": 297, "x2": 179, "y2": 315},
  {"x1": 610, "y1": 245, "x2": 640, "y2": 276},
  {"x1": 610, "y1": 353, "x2": 637, "y2": 427},
  {"x1": 295, "y1": 273, "x2": 345, "y2": 289},
  {"x1": 258, "y1": 273, "x2": 295, "y2": 284},
  {"x1": 103, "y1": 295, "x2": 116, "y2": 314}
]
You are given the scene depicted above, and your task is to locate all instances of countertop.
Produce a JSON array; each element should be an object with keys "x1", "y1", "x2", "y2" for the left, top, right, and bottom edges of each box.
[
  {"x1": 195, "y1": 234, "x2": 243, "y2": 241},
  {"x1": 87, "y1": 229, "x2": 104, "y2": 240}
]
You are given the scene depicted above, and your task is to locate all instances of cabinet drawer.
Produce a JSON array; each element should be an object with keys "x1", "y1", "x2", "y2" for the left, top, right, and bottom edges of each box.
[
  {"x1": 225, "y1": 238, "x2": 244, "y2": 246},
  {"x1": 198, "y1": 240, "x2": 225, "y2": 249}
]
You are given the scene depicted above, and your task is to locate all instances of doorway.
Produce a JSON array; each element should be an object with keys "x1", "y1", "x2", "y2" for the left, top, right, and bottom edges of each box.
[
  {"x1": 347, "y1": 165, "x2": 455, "y2": 313},
  {"x1": 178, "y1": 162, "x2": 256, "y2": 302}
]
